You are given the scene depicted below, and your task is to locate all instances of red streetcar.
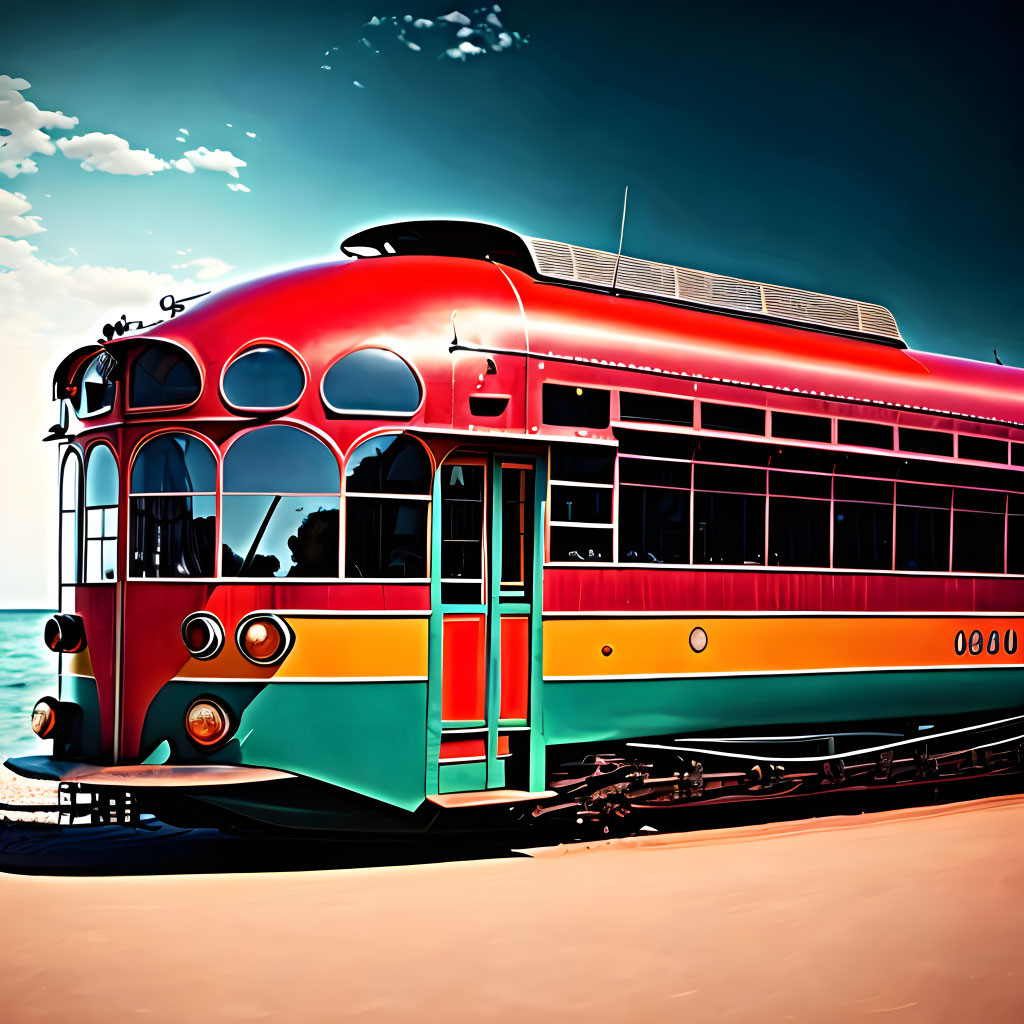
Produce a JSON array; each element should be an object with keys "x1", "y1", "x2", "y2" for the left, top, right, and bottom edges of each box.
[{"x1": 10, "y1": 220, "x2": 1024, "y2": 831}]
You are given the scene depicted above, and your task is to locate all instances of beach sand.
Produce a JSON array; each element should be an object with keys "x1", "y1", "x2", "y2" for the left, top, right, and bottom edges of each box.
[{"x1": 1, "y1": 794, "x2": 1022, "y2": 1023}]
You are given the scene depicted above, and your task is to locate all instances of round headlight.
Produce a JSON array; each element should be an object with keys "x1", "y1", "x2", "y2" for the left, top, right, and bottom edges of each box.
[
  {"x1": 185, "y1": 699, "x2": 231, "y2": 747},
  {"x1": 31, "y1": 697, "x2": 58, "y2": 738},
  {"x1": 236, "y1": 614, "x2": 292, "y2": 665},
  {"x1": 43, "y1": 613, "x2": 86, "y2": 654},
  {"x1": 181, "y1": 612, "x2": 225, "y2": 660}
]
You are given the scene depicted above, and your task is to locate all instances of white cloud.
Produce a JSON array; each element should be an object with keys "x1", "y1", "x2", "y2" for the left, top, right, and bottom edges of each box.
[
  {"x1": 227, "y1": 183, "x2": 251, "y2": 192},
  {"x1": 171, "y1": 255, "x2": 234, "y2": 279},
  {"x1": 183, "y1": 146, "x2": 246, "y2": 178},
  {"x1": 56, "y1": 132, "x2": 170, "y2": 175},
  {"x1": 0, "y1": 188, "x2": 45, "y2": 237},
  {"x1": 0, "y1": 75, "x2": 79, "y2": 178},
  {"x1": 173, "y1": 157, "x2": 195, "y2": 173}
]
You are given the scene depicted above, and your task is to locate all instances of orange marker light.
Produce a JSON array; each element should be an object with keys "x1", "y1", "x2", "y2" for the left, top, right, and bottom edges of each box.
[
  {"x1": 185, "y1": 700, "x2": 230, "y2": 747},
  {"x1": 243, "y1": 619, "x2": 282, "y2": 661}
]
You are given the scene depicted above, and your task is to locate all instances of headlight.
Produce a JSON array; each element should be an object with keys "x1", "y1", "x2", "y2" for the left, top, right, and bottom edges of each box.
[
  {"x1": 181, "y1": 612, "x2": 225, "y2": 660},
  {"x1": 235, "y1": 613, "x2": 293, "y2": 666},
  {"x1": 184, "y1": 698, "x2": 231, "y2": 747},
  {"x1": 31, "y1": 697, "x2": 59, "y2": 739}
]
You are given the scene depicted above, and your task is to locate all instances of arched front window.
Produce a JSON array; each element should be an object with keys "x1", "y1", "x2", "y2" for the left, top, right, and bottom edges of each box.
[
  {"x1": 129, "y1": 341, "x2": 201, "y2": 409},
  {"x1": 345, "y1": 434, "x2": 430, "y2": 578},
  {"x1": 322, "y1": 349, "x2": 421, "y2": 417},
  {"x1": 129, "y1": 433, "x2": 216, "y2": 577},
  {"x1": 84, "y1": 444, "x2": 118, "y2": 582},
  {"x1": 72, "y1": 350, "x2": 117, "y2": 419},
  {"x1": 222, "y1": 426, "x2": 340, "y2": 577},
  {"x1": 222, "y1": 344, "x2": 306, "y2": 412},
  {"x1": 60, "y1": 448, "x2": 82, "y2": 585}
]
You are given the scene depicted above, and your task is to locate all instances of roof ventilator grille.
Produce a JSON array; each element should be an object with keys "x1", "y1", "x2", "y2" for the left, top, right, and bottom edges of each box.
[{"x1": 524, "y1": 236, "x2": 902, "y2": 344}]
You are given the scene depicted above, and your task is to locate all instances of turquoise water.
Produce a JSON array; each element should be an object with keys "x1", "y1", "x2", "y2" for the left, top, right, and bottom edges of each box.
[{"x1": 0, "y1": 610, "x2": 59, "y2": 757}]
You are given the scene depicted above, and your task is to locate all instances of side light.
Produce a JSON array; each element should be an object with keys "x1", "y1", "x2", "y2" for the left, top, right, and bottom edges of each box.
[
  {"x1": 181, "y1": 612, "x2": 225, "y2": 660},
  {"x1": 31, "y1": 697, "x2": 59, "y2": 739},
  {"x1": 43, "y1": 613, "x2": 86, "y2": 654},
  {"x1": 185, "y1": 699, "x2": 231, "y2": 747},
  {"x1": 235, "y1": 613, "x2": 293, "y2": 666}
]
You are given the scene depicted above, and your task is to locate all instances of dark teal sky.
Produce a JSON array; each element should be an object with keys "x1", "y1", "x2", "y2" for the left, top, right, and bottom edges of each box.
[{"x1": 4, "y1": 0, "x2": 1022, "y2": 360}]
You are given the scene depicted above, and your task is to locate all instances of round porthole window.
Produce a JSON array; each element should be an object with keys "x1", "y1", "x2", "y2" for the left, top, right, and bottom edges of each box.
[
  {"x1": 689, "y1": 627, "x2": 708, "y2": 653},
  {"x1": 222, "y1": 344, "x2": 306, "y2": 411}
]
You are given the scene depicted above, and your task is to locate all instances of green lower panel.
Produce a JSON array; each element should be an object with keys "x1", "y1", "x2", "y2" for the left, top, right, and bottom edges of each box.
[
  {"x1": 59, "y1": 675, "x2": 102, "y2": 759},
  {"x1": 543, "y1": 668, "x2": 1024, "y2": 745},
  {"x1": 439, "y1": 761, "x2": 487, "y2": 793},
  {"x1": 228, "y1": 682, "x2": 428, "y2": 812}
]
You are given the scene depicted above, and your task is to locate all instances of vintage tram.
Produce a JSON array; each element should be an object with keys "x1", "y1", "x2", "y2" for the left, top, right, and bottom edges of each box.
[{"x1": 8, "y1": 219, "x2": 1024, "y2": 831}]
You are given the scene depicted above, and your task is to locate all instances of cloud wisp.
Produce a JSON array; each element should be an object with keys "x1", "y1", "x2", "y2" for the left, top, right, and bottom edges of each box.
[
  {"x1": 0, "y1": 75, "x2": 251, "y2": 188},
  {"x1": 0, "y1": 187, "x2": 45, "y2": 236}
]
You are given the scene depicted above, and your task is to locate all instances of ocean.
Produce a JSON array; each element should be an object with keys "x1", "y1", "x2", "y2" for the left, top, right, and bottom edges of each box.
[{"x1": 0, "y1": 610, "x2": 59, "y2": 757}]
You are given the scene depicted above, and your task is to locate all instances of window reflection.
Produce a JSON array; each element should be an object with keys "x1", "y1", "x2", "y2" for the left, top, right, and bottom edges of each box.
[
  {"x1": 222, "y1": 345, "x2": 305, "y2": 410},
  {"x1": 84, "y1": 445, "x2": 118, "y2": 582},
  {"x1": 130, "y1": 433, "x2": 216, "y2": 578},
  {"x1": 345, "y1": 434, "x2": 430, "y2": 578},
  {"x1": 322, "y1": 349, "x2": 420, "y2": 416},
  {"x1": 60, "y1": 449, "x2": 82, "y2": 584},
  {"x1": 222, "y1": 426, "x2": 340, "y2": 578},
  {"x1": 129, "y1": 342, "x2": 201, "y2": 408}
]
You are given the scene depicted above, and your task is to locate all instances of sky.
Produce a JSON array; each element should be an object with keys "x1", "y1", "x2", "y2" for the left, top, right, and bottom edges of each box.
[{"x1": 1, "y1": 0, "x2": 1021, "y2": 606}]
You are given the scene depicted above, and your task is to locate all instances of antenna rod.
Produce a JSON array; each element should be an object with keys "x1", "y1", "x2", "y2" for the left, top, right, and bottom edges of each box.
[{"x1": 611, "y1": 185, "x2": 629, "y2": 293}]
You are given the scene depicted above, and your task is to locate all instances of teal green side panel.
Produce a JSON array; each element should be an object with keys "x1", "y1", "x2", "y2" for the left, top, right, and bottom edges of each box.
[
  {"x1": 439, "y1": 761, "x2": 487, "y2": 794},
  {"x1": 543, "y1": 668, "x2": 1024, "y2": 745},
  {"x1": 228, "y1": 682, "x2": 427, "y2": 812},
  {"x1": 60, "y1": 675, "x2": 102, "y2": 759}
]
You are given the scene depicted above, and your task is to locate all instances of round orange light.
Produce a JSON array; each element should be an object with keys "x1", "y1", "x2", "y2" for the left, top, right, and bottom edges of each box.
[
  {"x1": 185, "y1": 700, "x2": 230, "y2": 746},
  {"x1": 243, "y1": 619, "x2": 283, "y2": 661},
  {"x1": 31, "y1": 699, "x2": 56, "y2": 738}
]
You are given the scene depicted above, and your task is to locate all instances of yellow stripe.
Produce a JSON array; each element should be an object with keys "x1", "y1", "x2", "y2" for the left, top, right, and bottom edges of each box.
[
  {"x1": 280, "y1": 617, "x2": 428, "y2": 679},
  {"x1": 543, "y1": 617, "x2": 1024, "y2": 678}
]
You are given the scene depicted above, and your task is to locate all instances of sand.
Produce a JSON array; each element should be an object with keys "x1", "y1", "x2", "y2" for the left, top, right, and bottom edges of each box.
[
  {"x1": 1, "y1": 794, "x2": 1023, "y2": 1023},
  {"x1": 0, "y1": 764, "x2": 58, "y2": 825}
]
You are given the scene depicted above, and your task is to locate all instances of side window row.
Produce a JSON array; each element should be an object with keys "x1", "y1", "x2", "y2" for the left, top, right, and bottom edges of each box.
[
  {"x1": 542, "y1": 384, "x2": 1024, "y2": 466},
  {"x1": 548, "y1": 439, "x2": 1024, "y2": 574}
]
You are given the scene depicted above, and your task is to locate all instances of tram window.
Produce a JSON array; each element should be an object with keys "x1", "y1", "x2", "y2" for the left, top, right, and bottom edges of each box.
[
  {"x1": 129, "y1": 342, "x2": 201, "y2": 408},
  {"x1": 895, "y1": 483, "x2": 951, "y2": 572},
  {"x1": 693, "y1": 464, "x2": 766, "y2": 495},
  {"x1": 438, "y1": 464, "x2": 485, "y2": 602},
  {"x1": 899, "y1": 428, "x2": 954, "y2": 457},
  {"x1": 619, "y1": 392, "x2": 694, "y2": 427},
  {"x1": 542, "y1": 384, "x2": 610, "y2": 428},
  {"x1": 1012, "y1": 444, "x2": 1024, "y2": 468},
  {"x1": 322, "y1": 348, "x2": 420, "y2": 416},
  {"x1": 694, "y1": 437, "x2": 772, "y2": 467},
  {"x1": 958, "y1": 435, "x2": 1008, "y2": 464},
  {"x1": 700, "y1": 403, "x2": 764, "y2": 436},
  {"x1": 84, "y1": 445, "x2": 118, "y2": 582},
  {"x1": 771, "y1": 412, "x2": 831, "y2": 443},
  {"x1": 130, "y1": 433, "x2": 216, "y2": 578},
  {"x1": 837, "y1": 420, "x2": 893, "y2": 450},
  {"x1": 769, "y1": 471, "x2": 830, "y2": 499},
  {"x1": 615, "y1": 429, "x2": 697, "y2": 460},
  {"x1": 223, "y1": 426, "x2": 340, "y2": 578},
  {"x1": 834, "y1": 501, "x2": 893, "y2": 570},
  {"x1": 952, "y1": 510, "x2": 1004, "y2": 573},
  {"x1": 1008, "y1": 498, "x2": 1024, "y2": 573},
  {"x1": 550, "y1": 444, "x2": 614, "y2": 484},
  {"x1": 346, "y1": 499, "x2": 427, "y2": 578},
  {"x1": 833, "y1": 477, "x2": 893, "y2": 504},
  {"x1": 60, "y1": 449, "x2": 82, "y2": 584},
  {"x1": 769, "y1": 496, "x2": 829, "y2": 567},
  {"x1": 222, "y1": 345, "x2": 305, "y2": 410},
  {"x1": 71, "y1": 351, "x2": 117, "y2": 419},
  {"x1": 549, "y1": 526, "x2": 611, "y2": 562},
  {"x1": 693, "y1": 491, "x2": 765, "y2": 565},
  {"x1": 550, "y1": 485, "x2": 611, "y2": 524},
  {"x1": 500, "y1": 466, "x2": 533, "y2": 594},
  {"x1": 619, "y1": 457, "x2": 690, "y2": 488},
  {"x1": 345, "y1": 434, "x2": 430, "y2": 579},
  {"x1": 345, "y1": 434, "x2": 431, "y2": 494},
  {"x1": 619, "y1": 485, "x2": 689, "y2": 563},
  {"x1": 224, "y1": 425, "x2": 339, "y2": 494}
]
